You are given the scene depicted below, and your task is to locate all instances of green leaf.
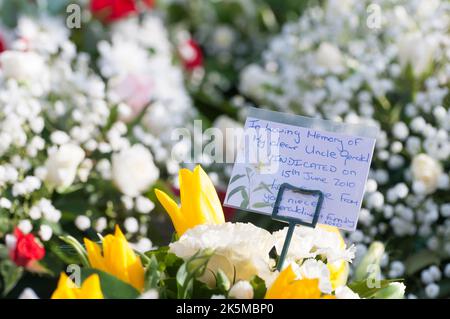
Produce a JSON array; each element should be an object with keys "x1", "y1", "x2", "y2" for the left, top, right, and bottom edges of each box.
[
  {"x1": 240, "y1": 199, "x2": 249, "y2": 209},
  {"x1": 240, "y1": 189, "x2": 250, "y2": 208},
  {"x1": 227, "y1": 185, "x2": 246, "y2": 201},
  {"x1": 249, "y1": 275, "x2": 267, "y2": 299},
  {"x1": 253, "y1": 182, "x2": 273, "y2": 194},
  {"x1": 348, "y1": 278, "x2": 402, "y2": 299},
  {"x1": 192, "y1": 279, "x2": 222, "y2": 299},
  {"x1": 59, "y1": 235, "x2": 90, "y2": 267},
  {"x1": 0, "y1": 244, "x2": 8, "y2": 259},
  {"x1": 81, "y1": 268, "x2": 141, "y2": 299},
  {"x1": 176, "y1": 249, "x2": 213, "y2": 299},
  {"x1": 144, "y1": 255, "x2": 161, "y2": 290},
  {"x1": 145, "y1": 246, "x2": 184, "y2": 277},
  {"x1": 229, "y1": 174, "x2": 246, "y2": 184},
  {"x1": 216, "y1": 269, "x2": 231, "y2": 292},
  {"x1": 404, "y1": 250, "x2": 440, "y2": 276},
  {"x1": 252, "y1": 202, "x2": 272, "y2": 208},
  {"x1": 0, "y1": 260, "x2": 23, "y2": 296}
]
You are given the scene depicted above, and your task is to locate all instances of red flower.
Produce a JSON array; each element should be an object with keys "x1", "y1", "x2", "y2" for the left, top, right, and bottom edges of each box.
[
  {"x1": 90, "y1": 0, "x2": 155, "y2": 22},
  {"x1": 178, "y1": 39, "x2": 203, "y2": 71},
  {"x1": 0, "y1": 34, "x2": 6, "y2": 53},
  {"x1": 90, "y1": 0, "x2": 133, "y2": 22},
  {"x1": 9, "y1": 228, "x2": 45, "y2": 267}
]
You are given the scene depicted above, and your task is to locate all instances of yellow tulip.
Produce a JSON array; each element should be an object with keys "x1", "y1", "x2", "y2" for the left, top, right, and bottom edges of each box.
[
  {"x1": 51, "y1": 273, "x2": 104, "y2": 299},
  {"x1": 318, "y1": 224, "x2": 350, "y2": 289},
  {"x1": 155, "y1": 165, "x2": 225, "y2": 236},
  {"x1": 265, "y1": 264, "x2": 335, "y2": 299},
  {"x1": 328, "y1": 260, "x2": 349, "y2": 290},
  {"x1": 84, "y1": 225, "x2": 144, "y2": 292}
]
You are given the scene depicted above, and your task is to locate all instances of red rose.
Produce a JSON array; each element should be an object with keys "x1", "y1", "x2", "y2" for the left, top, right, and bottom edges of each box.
[
  {"x1": 90, "y1": 0, "x2": 155, "y2": 23},
  {"x1": 90, "y1": 0, "x2": 137, "y2": 22},
  {"x1": 9, "y1": 228, "x2": 45, "y2": 267},
  {"x1": 0, "y1": 34, "x2": 6, "y2": 53},
  {"x1": 178, "y1": 39, "x2": 203, "y2": 71}
]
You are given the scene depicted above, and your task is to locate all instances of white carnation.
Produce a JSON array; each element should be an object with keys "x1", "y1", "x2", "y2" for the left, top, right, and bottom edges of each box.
[
  {"x1": 112, "y1": 144, "x2": 159, "y2": 197},
  {"x1": 411, "y1": 154, "x2": 443, "y2": 194},
  {"x1": 335, "y1": 286, "x2": 360, "y2": 299},
  {"x1": 398, "y1": 32, "x2": 436, "y2": 77},
  {"x1": 273, "y1": 225, "x2": 355, "y2": 264},
  {"x1": 44, "y1": 144, "x2": 85, "y2": 189},
  {"x1": 169, "y1": 222, "x2": 276, "y2": 286},
  {"x1": 297, "y1": 259, "x2": 333, "y2": 294}
]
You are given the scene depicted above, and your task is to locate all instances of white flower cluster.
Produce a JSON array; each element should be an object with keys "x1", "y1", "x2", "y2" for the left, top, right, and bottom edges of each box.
[
  {"x1": 238, "y1": 0, "x2": 450, "y2": 297},
  {"x1": 97, "y1": 16, "x2": 197, "y2": 176},
  {"x1": 0, "y1": 14, "x2": 193, "y2": 245},
  {"x1": 170, "y1": 222, "x2": 355, "y2": 295}
]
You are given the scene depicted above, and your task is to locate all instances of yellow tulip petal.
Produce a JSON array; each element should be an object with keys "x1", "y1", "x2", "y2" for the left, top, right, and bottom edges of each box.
[
  {"x1": 52, "y1": 273, "x2": 103, "y2": 299},
  {"x1": 83, "y1": 226, "x2": 145, "y2": 293},
  {"x1": 51, "y1": 273, "x2": 75, "y2": 299},
  {"x1": 328, "y1": 260, "x2": 349, "y2": 290},
  {"x1": 128, "y1": 257, "x2": 145, "y2": 292},
  {"x1": 265, "y1": 265, "x2": 297, "y2": 299},
  {"x1": 103, "y1": 234, "x2": 127, "y2": 282},
  {"x1": 84, "y1": 238, "x2": 105, "y2": 271},
  {"x1": 80, "y1": 274, "x2": 104, "y2": 299},
  {"x1": 181, "y1": 168, "x2": 207, "y2": 226},
  {"x1": 114, "y1": 224, "x2": 126, "y2": 239},
  {"x1": 191, "y1": 166, "x2": 215, "y2": 225},
  {"x1": 265, "y1": 265, "x2": 325, "y2": 299},
  {"x1": 197, "y1": 165, "x2": 225, "y2": 224},
  {"x1": 155, "y1": 188, "x2": 185, "y2": 235}
]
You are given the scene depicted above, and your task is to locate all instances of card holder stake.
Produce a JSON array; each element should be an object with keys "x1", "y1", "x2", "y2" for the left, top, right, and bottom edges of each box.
[{"x1": 272, "y1": 183, "x2": 324, "y2": 271}]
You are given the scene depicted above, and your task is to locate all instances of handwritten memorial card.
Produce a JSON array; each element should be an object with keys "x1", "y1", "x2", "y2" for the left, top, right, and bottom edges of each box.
[{"x1": 224, "y1": 108, "x2": 378, "y2": 231}]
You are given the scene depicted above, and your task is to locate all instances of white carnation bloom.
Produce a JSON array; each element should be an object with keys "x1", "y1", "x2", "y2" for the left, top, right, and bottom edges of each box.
[
  {"x1": 335, "y1": 286, "x2": 360, "y2": 299},
  {"x1": 411, "y1": 154, "x2": 443, "y2": 194},
  {"x1": 44, "y1": 144, "x2": 85, "y2": 189},
  {"x1": 169, "y1": 222, "x2": 276, "y2": 286},
  {"x1": 112, "y1": 144, "x2": 159, "y2": 197},
  {"x1": 273, "y1": 225, "x2": 355, "y2": 264},
  {"x1": 398, "y1": 32, "x2": 437, "y2": 77},
  {"x1": 297, "y1": 259, "x2": 333, "y2": 294}
]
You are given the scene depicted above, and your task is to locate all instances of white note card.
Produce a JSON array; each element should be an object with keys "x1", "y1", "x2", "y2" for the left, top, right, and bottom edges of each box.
[{"x1": 224, "y1": 108, "x2": 378, "y2": 231}]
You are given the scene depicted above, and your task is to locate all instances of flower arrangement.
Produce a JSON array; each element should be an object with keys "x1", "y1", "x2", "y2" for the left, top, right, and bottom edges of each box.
[
  {"x1": 238, "y1": 0, "x2": 450, "y2": 298},
  {"x1": 47, "y1": 165, "x2": 404, "y2": 299},
  {"x1": 0, "y1": 0, "x2": 442, "y2": 300}
]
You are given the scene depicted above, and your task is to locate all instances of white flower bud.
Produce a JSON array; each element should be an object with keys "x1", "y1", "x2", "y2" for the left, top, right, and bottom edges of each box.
[
  {"x1": 39, "y1": 224, "x2": 53, "y2": 241},
  {"x1": 228, "y1": 281, "x2": 254, "y2": 299},
  {"x1": 75, "y1": 215, "x2": 91, "y2": 231}
]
